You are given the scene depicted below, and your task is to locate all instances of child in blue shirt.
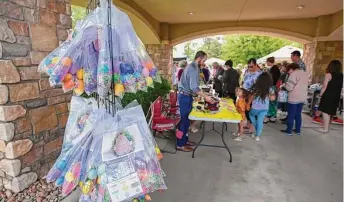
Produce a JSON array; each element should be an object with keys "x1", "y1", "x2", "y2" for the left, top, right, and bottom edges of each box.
[{"x1": 246, "y1": 72, "x2": 273, "y2": 141}]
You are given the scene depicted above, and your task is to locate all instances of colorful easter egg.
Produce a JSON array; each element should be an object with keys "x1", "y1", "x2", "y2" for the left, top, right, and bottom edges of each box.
[
  {"x1": 120, "y1": 75, "x2": 128, "y2": 83},
  {"x1": 145, "y1": 195, "x2": 152, "y2": 201},
  {"x1": 65, "y1": 171, "x2": 74, "y2": 182},
  {"x1": 145, "y1": 61, "x2": 154, "y2": 71},
  {"x1": 87, "y1": 168, "x2": 97, "y2": 180},
  {"x1": 113, "y1": 74, "x2": 120, "y2": 83},
  {"x1": 63, "y1": 73, "x2": 73, "y2": 82},
  {"x1": 142, "y1": 68, "x2": 149, "y2": 77},
  {"x1": 114, "y1": 84, "x2": 124, "y2": 96},
  {"x1": 47, "y1": 68, "x2": 54, "y2": 75},
  {"x1": 134, "y1": 72, "x2": 141, "y2": 78},
  {"x1": 120, "y1": 63, "x2": 134, "y2": 75},
  {"x1": 52, "y1": 57, "x2": 60, "y2": 64},
  {"x1": 97, "y1": 164, "x2": 106, "y2": 176},
  {"x1": 149, "y1": 68, "x2": 158, "y2": 77},
  {"x1": 63, "y1": 79, "x2": 75, "y2": 90},
  {"x1": 132, "y1": 199, "x2": 138, "y2": 202},
  {"x1": 146, "y1": 77, "x2": 153, "y2": 86},
  {"x1": 62, "y1": 57, "x2": 72, "y2": 67},
  {"x1": 99, "y1": 63, "x2": 109, "y2": 73},
  {"x1": 82, "y1": 180, "x2": 93, "y2": 194},
  {"x1": 56, "y1": 177, "x2": 64, "y2": 186},
  {"x1": 62, "y1": 181, "x2": 75, "y2": 195},
  {"x1": 74, "y1": 80, "x2": 84, "y2": 95},
  {"x1": 56, "y1": 160, "x2": 67, "y2": 170},
  {"x1": 77, "y1": 69, "x2": 84, "y2": 80},
  {"x1": 43, "y1": 58, "x2": 51, "y2": 66}
]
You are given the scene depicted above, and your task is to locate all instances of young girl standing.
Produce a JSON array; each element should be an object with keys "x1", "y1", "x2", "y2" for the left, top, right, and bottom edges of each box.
[
  {"x1": 233, "y1": 88, "x2": 247, "y2": 141},
  {"x1": 247, "y1": 72, "x2": 273, "y2": 141}
]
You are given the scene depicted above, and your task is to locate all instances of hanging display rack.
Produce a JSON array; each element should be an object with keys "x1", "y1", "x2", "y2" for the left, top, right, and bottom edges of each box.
[{"x1": 86, "y1": 0, "x2": 117, "y2": 116}]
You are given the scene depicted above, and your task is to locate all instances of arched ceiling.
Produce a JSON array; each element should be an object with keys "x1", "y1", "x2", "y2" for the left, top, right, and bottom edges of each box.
[{"x1": 71, "y1": 0, "x2": 343, "y2": 45}]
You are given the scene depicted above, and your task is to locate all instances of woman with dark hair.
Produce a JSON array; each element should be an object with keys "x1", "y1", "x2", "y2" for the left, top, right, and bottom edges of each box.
[
  {"x1": 247, "y1": 72, "x2": 273, "y2": 141},
  {"x1": 280, "y1": 63, "x2": 308, "y2": 136},
  {"x1": 315, "y1": 60, "x2": 343, "y2": 133},
  {"x1": 264, "y1": 65, "x2": 281, "y2": 123}
]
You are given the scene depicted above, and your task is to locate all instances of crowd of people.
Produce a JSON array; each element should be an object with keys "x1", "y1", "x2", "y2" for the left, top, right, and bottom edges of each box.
[{"x1": 173, "y1": 50, "x2": 343, "y2": 151}]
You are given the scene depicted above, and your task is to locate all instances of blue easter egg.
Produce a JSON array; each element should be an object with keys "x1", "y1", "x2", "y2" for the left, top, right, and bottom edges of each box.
[
  {"x1": 134, "y1": 72, "x2": 141, "y2": 78},
  {"x1": 119, "y1": 63, "x2": 134, "y2": 75},
  {"x1": 120, "y1": 75, "x2": 128, "y2": 83},
  {"x1": 56, "y1": 160, "x2": 67, "y2": 170},
  {"x1": 55, "y1": 176, "x2": 64, "y2": 186},
  {"x1": 97, "y1": 164, "x2": 106, "y2": 176},
  {"x1": 99, "y1": 63, "x2": 109, "y2": 73},
  {"x1": 87, "y1": 168, "x2": 97, "y2": 180},
  {"x1": 43, "y1": 59, "x2": 51, "y2": 66},
  {"x1": 149, "y1": 68, "x2": 158, "y2": 77},
  {"x1": 47, "y1": 68, "x2": 54, "y2": 75}
]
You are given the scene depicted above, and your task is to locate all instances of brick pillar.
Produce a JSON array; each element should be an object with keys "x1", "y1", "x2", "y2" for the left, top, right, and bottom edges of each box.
[
  {"x1": 0, "y1": 0, "x2": 72, "y2": 192},
  {"x1": 303, "y1": 41, "x2": 343, "y2": 84},
  {"x1": 146, "y1": 44, "x2": 173, "y2": 83}
]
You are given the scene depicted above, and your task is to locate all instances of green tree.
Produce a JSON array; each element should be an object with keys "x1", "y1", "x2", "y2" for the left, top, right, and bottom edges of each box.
[
  {"x1": 199, "y1": 37, "x2": 222, "y2": 58},
  {"x1": 183, "y1": 41, "x2": 197, "y2": 59},
  {"x1": 71, "y1": 6, "x2": 86, "y2": 28},
  {"x1": 221, "y1": 35, "x2": 303, "y2": 66}
]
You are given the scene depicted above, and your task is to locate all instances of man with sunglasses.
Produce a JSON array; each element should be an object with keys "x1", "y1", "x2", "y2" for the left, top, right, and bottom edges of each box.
[{"x1": 177, "y1": 51, "x2": 214, "y2": 152}]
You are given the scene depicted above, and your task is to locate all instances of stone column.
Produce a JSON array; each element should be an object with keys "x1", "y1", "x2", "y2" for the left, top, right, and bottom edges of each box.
[
  {"x1": 0, "y1": 0, "x2": 71, "y2": 193},
  {"x1": 304, "y1": 41, "x2": 343, "y2": 83},
  {"x1": 146, "y1": 44, "x2": 173, "y2": 83}
]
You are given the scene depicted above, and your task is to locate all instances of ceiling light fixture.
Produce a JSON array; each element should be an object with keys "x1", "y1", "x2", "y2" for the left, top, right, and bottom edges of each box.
[
  {"x1": 188, "y1": 11, "x2": 194, "y2": 15},
  {"x1": 296, "y1": 5, "x2": 305, "y2": 10}
]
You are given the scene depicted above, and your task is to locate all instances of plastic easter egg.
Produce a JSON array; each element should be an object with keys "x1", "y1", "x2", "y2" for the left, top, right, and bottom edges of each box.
[
  {"x1": 82, "y1": 180, "x2": 93, "y2": 194},
  {"x1": 63, "y1": 73, "x2": 73, "y2": 82},
  {"x1": 55, "y1": 177, "x2": 64, "y2": 186},
  {"x1": 134, "y1": 72, "x2": 141, "y2": 79},
  {"x1": 51, "y1": 57, "x2": 60, "y2": 64},
  {"x1": 120, "y1": 63, "x2": 134, "y2": 75},
  {"x1": 132, "y1": 199, "x2": 138, "y2": 202},
  {"x1": 43, "y1": 58, "x2": 51, "y2": 66},
  {"x1": 149, "y1": 68, "x2": 158, "y2": 77},
  {"x1": 97, "y1": 164, "x2": 106, "y2": 176},
  {"x1": 87, "y1": 168, "x2": 97, "y2": 180},
  {"x1": 62, "y1": 57, "x2": 72, "y2": 67},
  {"x1": 62, "y1": 181, "x2": 74, "y2": 195},
  {"x1": 79, "y1": 181, "x2": 83, "y2": 187},
  {"x1": 120, "y1": 75, "x2": 128, "y2": 83},
  {"x1": 47, "y1": 68, "x2": 54, "y2": 75},
  {"x1": 142, "y1": 68, "x2": 149, "y2": 77},
  {"x1": 113, "y1": 74, "x2": 120, "y2": 83},
  {"x1": 114, "y1": 84, "x2": 124, "y2": 96},
  {"x1": 74, "y1": 79, "x2": 84, "y2": 96},
  {"x1": 56, "y1": 160, "x2": 67, "y2": 170},
  {"x1": 145, "y1": 195, "x2": 152, "y2": 201},
  {"x1": 146, "y1": 77, "x2": 153, "y2": 86},
  {"x1": 63, "y1": 79, "x2": 75, "y2": 90},
  {"x1": 77, "y1": 69, "x2": 84, "y2": 80},
  {"x1": 65, "y1": 171, "x2": 75, "y2": 182},
  {"x1": 99, "y1": 63, "x2": 109, "y2": 73},
  {"x1": 71, "y1": 162, "x2": 81, "y2": 177},
  {"x1": 145, "y1": 61, "x2": 154, "y2": 71}
]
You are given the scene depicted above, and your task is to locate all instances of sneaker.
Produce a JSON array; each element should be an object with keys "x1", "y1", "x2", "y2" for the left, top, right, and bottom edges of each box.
[
  {"x1": 312, "y1": 117, "x2": 323, "y2": 124},
  {"x1": 281, "y1": 129, "x2": 293, "y2": 136},
  {"x1": 251, "y1": 132, "x2": 256, "y2": 138},
  {"x1": 234, "y1": 136, "x2": 242, "y2": 142},
  {"x1": 255, "y1": 136, "x2": 260, "y2": 141},
  {"x1": 269, "y1": 117, "x2": 277, "y2": 123},
  {"x1": 331, "y1": 117, "x2": 343, "y2": 125}
]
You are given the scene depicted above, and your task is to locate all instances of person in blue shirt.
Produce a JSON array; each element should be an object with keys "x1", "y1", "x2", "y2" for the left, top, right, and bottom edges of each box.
[{"x1": 177, "y1": 51, "x2": 214, "y2": 152}]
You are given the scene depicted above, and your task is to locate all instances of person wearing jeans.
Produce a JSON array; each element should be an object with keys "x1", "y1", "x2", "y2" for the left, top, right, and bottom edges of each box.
[
  {"x1": 280, "y1": 63, "x2": 308, "y2": 136},
  {"x1": 249, "y1": 108, "x2": 268, "y2": 140},
  {"x1": 177, "y1": 51, "x2": 214, "y2": 152}
]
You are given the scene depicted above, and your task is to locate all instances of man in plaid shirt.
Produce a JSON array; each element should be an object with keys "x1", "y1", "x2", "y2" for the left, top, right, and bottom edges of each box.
[{"x1": 291, "y1": 50, "x2": 306, "y2": 71}]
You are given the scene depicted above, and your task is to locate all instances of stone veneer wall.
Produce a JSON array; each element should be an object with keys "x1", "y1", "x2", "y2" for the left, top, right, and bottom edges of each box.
[
  {"x1": 0, "y1": 0, "x2": 71, "y2": 192},
  {"x1": 146, "y1": 44, "x2": 173, "y2": 83},
  {"x1": 304, "y1": 41, "x2": 343, "y2": 84}
]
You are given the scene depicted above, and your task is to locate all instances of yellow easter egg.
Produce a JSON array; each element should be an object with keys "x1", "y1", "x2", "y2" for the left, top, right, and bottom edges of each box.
[
  {"x1": 79, "y1": 181, "x2": 83, "y2": 187},
  {"x1": 77, "y1": 69, "x2": 84, "y2": 80},
  {"x1": 97, "y1": 176, "x2": 101, "y2": 184},
  {"x1": 51, "y1": 57, "x2": 60, "y2": 64},
  {"x1": 65, "y1": 172, "x2": 74, "y2": 182},
  {"x1": 114, "y1": 84, "x2": 124, "y2": 96},
  {"x1": 146, "y1": 77, "x2": 153, "y2": 86},
  {"x1": 74, "y1": 80, "x2": 84, "y2": 96},
  {"x1": 82, "y1": 181, "x2": 93, "y2": 194}
]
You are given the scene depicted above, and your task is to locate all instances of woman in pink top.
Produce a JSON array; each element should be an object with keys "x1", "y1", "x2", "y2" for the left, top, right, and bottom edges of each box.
[{"x1": 280, "y1": 63, "x2": 308, "y2": 136}]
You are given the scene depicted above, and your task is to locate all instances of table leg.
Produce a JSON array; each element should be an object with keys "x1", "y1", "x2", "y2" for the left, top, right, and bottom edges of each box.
[
  {"x1": 221, "y1": 123, "x2": 232, "y2": 162},
  {"x1": 192, "y1": 121, "x2": 206, "y2": 158}
]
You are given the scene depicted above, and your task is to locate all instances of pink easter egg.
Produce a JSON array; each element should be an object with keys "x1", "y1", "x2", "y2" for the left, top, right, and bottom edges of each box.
[
  {"x1": 142, "y1": 68, "x2": 149, "y2": 77},
  {"x1": 62, "y1": 181, "x2": 75, "y2": 196}
]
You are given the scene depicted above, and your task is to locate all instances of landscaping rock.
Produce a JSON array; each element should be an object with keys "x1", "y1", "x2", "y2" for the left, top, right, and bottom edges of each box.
[{"x1": 5, "y1": 139, "x2": 33, "y2": 159}]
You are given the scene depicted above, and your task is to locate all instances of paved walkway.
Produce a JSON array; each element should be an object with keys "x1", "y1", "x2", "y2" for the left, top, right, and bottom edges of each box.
[{"x1": 64, "y1": 115, "x2": 343, "y2": 202}]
